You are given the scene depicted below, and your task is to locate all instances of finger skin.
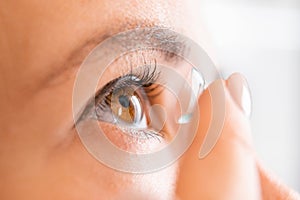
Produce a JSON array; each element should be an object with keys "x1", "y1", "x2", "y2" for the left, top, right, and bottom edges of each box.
[
  {"x1": 258, "y1": 162, "x2": 300, "y2": 200},
  {"x1": 176, "y1": 80, "x2": 261, "y2": 200}
]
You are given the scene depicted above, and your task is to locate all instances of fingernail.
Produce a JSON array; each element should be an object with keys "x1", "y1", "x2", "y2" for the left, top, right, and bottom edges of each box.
[{"x1": 226, "y1": 73, "x2": 252, "y2": 118}]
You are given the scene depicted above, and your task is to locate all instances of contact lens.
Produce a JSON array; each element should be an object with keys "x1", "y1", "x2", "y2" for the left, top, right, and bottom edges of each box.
[{"x1": 177, "y1": 68, "x2": 204, "y2": 124}]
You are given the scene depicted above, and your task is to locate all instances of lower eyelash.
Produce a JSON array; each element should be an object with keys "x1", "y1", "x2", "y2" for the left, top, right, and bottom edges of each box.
[{"x1": 118, "y1": 127, "x2": 164, "y2": 142}]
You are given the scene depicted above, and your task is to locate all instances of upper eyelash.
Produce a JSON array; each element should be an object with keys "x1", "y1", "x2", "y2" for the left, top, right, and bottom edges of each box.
[{"x1": 94, "y1": 64, "x2": 160, "y2": 110}]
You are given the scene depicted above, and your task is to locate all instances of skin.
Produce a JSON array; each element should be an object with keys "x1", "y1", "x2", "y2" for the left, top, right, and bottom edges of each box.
[{"x1": 0, "y1": 0, "x2": 299, "y2": 199}]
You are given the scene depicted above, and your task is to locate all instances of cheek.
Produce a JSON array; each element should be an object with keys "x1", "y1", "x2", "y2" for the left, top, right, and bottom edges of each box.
[
  {"x1": 114, "y1": 166, "x2": 179, "y2": 200},
  {"x1": 43, "y1": 130, "x2": 178, "y2": 200}
]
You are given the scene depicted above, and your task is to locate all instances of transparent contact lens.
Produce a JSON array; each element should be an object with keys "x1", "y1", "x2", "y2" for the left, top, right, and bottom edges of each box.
[{"x1": 177, "y1": 68, "x2": 204, "y2": 124}]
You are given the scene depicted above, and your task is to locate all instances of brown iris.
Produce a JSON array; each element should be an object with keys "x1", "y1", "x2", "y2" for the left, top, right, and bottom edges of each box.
[{"x1": 110, "y1": 88, "x2": 141, "y2": 124}]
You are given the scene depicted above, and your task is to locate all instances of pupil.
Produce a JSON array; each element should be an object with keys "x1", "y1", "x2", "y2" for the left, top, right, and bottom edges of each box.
[{"x1": 118, "y1": 95, "x2": 130, "y2": 108}]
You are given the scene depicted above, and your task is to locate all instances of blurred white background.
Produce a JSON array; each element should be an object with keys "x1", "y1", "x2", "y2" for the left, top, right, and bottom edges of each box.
[{"x1": 199, "y1": 0, "x2": 300, "y2": 191}]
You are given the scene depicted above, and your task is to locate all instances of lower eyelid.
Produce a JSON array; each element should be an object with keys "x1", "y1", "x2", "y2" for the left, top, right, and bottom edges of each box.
[{"x1": 99, "y1": 122, "x2": 167, "y2": 153}]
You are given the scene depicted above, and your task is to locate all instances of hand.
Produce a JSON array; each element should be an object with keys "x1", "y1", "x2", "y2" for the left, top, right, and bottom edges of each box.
[{"x1": 176, "y1": 74, "x2": 300, "y2": 200}]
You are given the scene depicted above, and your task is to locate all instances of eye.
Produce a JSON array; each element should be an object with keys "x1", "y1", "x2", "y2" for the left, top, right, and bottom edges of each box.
[{"x1": 90, "y1": 66, "x2": 162, "y2": 138}]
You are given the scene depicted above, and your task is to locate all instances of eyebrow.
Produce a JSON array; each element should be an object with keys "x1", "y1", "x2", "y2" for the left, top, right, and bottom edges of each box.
[{"x1": 44, "y1": 26, "x2": 187, "y2": 88}]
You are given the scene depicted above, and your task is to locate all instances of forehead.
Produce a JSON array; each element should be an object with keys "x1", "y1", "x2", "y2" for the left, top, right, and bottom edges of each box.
[{"x1": 1, "y1": 0, "x2": 184, "y2": 92}]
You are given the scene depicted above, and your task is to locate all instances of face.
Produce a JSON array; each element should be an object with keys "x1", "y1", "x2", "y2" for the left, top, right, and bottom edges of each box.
[{"x1": 0, "y1": 0, "x2": 207, "y2": 199}]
